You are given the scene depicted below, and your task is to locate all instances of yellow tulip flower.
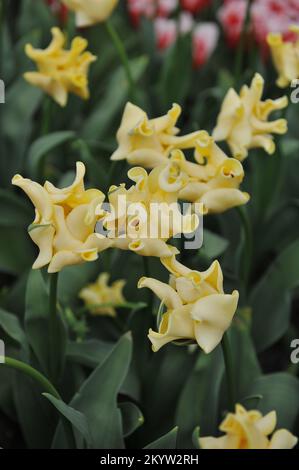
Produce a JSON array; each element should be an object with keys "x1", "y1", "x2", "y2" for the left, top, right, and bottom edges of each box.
[
  {"x1": 79, "y1": 273, "x2": 126, "y2": 317},
  {"x1": 267, "y1": 26, "x2": 299, "y2": 88},
  {"x1": 110, "y1": 102, "x2": 203, "y2": 168},
  {"x1": 171, "y1": 139, "x2": 250, "y2": 214},
  {"x1": 12, "y1": 162, "x2": 111, "y2": 273},
  {"x1": 138, "y1": 252, "x2": 239, "y2": 353},
  {"x1": 99, "y1": 159, "x2": 199, "y2": 258},
  {"x1": 213, "y1": 73, "x2": 288, "y2": 161},
  {"x1": 61, "y1": 0, "x2": 119, "y2": 27},
  {"x1": 200, "y1": 404, "x2": 298, "y2": 449},
  {"x1": 24, "y1": 27, "x2": 96, "y2": 106}
]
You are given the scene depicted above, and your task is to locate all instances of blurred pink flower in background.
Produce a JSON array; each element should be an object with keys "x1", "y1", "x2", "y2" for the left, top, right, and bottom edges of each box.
[
  {"x1": 154, "y1": 17, "x2": 177, "y2": 49},
  {"x1": 218, "y1": 0, "x2": 246, "y2": 47},
  {"x1": 181, "y1": 0, "x2": 211, "y2": 14},
  {"x1": 46, "y1": 0, "x2": 68, "y2": 22},
  {"x1": 193, "y1": 22, "x2": 219, "y2": 67}
]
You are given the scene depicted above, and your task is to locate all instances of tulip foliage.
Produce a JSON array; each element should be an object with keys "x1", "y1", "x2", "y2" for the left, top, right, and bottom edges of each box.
[{"x1": 1, "y1": 0, "x2": 299, "y2": 450}]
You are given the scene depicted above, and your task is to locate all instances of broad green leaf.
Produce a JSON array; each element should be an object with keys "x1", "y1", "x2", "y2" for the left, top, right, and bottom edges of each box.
[
  {"x1": 192, "y1": 427, "x2": 201, "y2": 450},
  {"x1": 25, "y1": 270, "x2": 66, "y2": 379},
  {"x1": 43, "y1": 393, "x2": 92, "y2": 447},
  {"x1": 13, "y1": 373, "x2": 57, "y2": 449},
  {"x1": 66, "y1": 340, "x2": 114, "y2": 369},
  {"x1": 245, "y1": 373, "x2": 299, "y2": 431},
  {"x1": 199, "y1": 229, "x2": 229, "y2": 260},
  {"x1": 0, "y1": 227, "x2": 34, "y2": 275},
  {"x1": 0, "y1": 190, "x2": 32, "y2": 228},
  {"x1": 53, "y1": 333, "x2": 132, "y2": 449},
  {"x1": 229, "y1": 311, "x2": 261, "y2": 398},
  {"x1": 119, "y1": 402, "x2": 144, "y2": 438},
  {"x1": 144, "y1": 427, "x2": 178, "y2": 449},
  {"x1": 175, "y1": 347, "x2": 224, "y2": 448},
  {"x1": 0, "y1": 307, "x2": 28, "y2": 355},
  {"x1": 250, "y1": 238, "x2": 299, "y2": 351},
  {"x1": 27, "y1": 131, "x2": 75, "y2": 179}
]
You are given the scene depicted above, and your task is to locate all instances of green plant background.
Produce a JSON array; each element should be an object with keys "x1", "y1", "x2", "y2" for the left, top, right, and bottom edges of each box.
[{"x1": 0, "y1": 0, "x2": 299, "y2": 449}]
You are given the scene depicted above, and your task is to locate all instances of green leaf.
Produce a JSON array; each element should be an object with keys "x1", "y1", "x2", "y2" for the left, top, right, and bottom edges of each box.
[
  {"x1": 245, "y1": 373, "x2": 299, "y2": 431},
  {"x1": 43, "y1": 393, "x2": 92, "y2": 447},
  {"x1": 119, "y1": 402, "x2": 144, "y2": 438},
  {"x1": 229, "y1": 311, "x2": 261, "y2": 397},
  {"x1": 0, "y1": 227, "x2": 34, "y2": 275},
  {"x1": 25, "y1": 270, "x2": 66, "y2": 379},
  {"x1": 66, "y1": 340, "x2": 114, "y2": 369},
  {"x1": 175, "y1": 347, "x2": 224, "y2": 448},
  {"x1": 0, "y1": 190, "x2": 32, "y2": 228},
  {"x1": 199, "y1": 229, "x2": 229, "y2": 260},
  {"x1": 13, "y1": 373, "x2": 57, "y2": 449},
  {"x1": 27, "y1": 131, "x2": 75, "y2": 179},
  {"x1": 53, "y1": 333, "x2": 132, "y2": 449},
  {"x1": 192, "y1": 427, "x2": 201, "y2": 450},
  {"x1": 144, "y1": 427, "x2": 178, "y2": 449},
  {"x1": 250, "y1": 238, "x2": 299, "y2": 351},
  {"x1": 0, "y1": 307, "x2": 28, "y2": 355}
]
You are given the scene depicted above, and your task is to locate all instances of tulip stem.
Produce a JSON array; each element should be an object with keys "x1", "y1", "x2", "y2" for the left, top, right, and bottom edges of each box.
[
  {"x1": 236, "y1": 205, "x2": 252, "y2": 295},
  {"x1": 0, "y1": 356, "x2": 76, "y2": 449},
  {"x1": 221, "y1": 332, "x2": 236, "y2": 411},
  {"x1": 49, "y1": 272, "x2": 59, "y2": 382},
  {"x1": 105, "y1": 20, "x2": 136, "y2": 102}
]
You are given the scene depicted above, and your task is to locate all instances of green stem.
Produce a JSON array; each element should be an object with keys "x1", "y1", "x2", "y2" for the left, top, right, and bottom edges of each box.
[
  {"x1": 1, "y1": 356, "x2": 60, "y2": 398},
  {"x1": 49, "y1": 272, "x2": 58, "y2": 382},
  {"x1": 234, "y1": 0, "x2": 252, "y2": 87},
  {"x1": 105, "y1": 20, "x2": 135, "y2": 101},
  {"x1": 0, "y1": 356, "x2": 76, "y2": 448},
  {"x1": 221, "y1": 333, "x2": 236, "y2": 411},
  {"x1": 236, "y1": 205, "x2": 252, "y2": 295}
]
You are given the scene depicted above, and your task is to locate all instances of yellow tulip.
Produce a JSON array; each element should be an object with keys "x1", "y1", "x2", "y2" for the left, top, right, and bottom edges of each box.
[
  {"x1": 200, "y1": 404, "x2": 298, "y2": 449},
  {"x1": 171, "y1": 140, "x2": 250, "y2": 214},
  {"x1": 24, "y1": 27, "x2": 96, "y2": 106},
  {"x1": 79, "y1": 272, "x2": 126, "y2": 316},
  {"x1": 12, "y1": 162, "x2": 111, "y2": 273},
  {"x1": 213, "y1": 73, "x2": 288, "y2": 161},
  {"x1": 61, "y1": 0, "x2": 118, "y2": 27},
  {"x1": 138, "y1": 252, "x2": 239, "y2": 353},
  {"x1": 267, "y1": 26, "x2": 299, "y2": 88},
  {"x1": 111, "y1": 102, "x2": 202, "y2": 168},
  {"x1": 99, "y1": 159, "x2": 199, "y2": 258}
]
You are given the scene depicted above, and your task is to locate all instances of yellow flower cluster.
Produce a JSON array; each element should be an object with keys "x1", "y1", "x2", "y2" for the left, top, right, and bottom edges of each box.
[
  {"x1": 79, "y1": 272, "x2": 126, "y2": 317},
  {"x1": 12, "y1": 159, "x2": 198, "y2": 271},
  {"x1": 111, "y1": 103, "x2": 250, "y2": 214},
  {"x1": 200, "y1": 404, "x2": 298, "y2": 449},
  {"x1": 24, "y1": 28, "x2": 97, "y2": 107},
  {"x1": 12, "y1": 162, "x2": 112, "y2": 273},
  {"x1": 268, "y1": 26, "x2": 299, "y2": 88},
  {"x1": 139, "y1": 251, "x2": 239, "y2": 353},
  {"x1": 100, "y1": 158, "x2": 198, "y2": 258},
  {"x1": 213, "y1": 73, "x2": 288, "y2": 160}
]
